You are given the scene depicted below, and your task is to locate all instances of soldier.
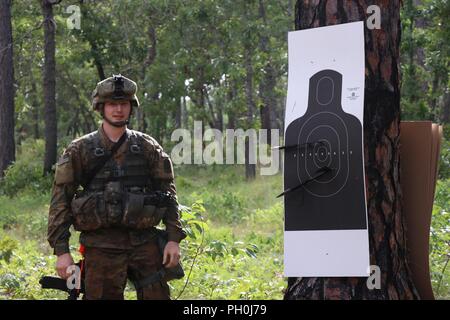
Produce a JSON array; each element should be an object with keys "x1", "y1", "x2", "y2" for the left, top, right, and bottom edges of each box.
[{"x1": 47, "y1": 74, "x2": 186, "y2": 300}]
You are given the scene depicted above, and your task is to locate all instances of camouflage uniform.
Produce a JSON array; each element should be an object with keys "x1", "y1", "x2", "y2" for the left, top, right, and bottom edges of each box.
[{"x1": 47, "y1": 75, "x2": 186, "y2": 300}]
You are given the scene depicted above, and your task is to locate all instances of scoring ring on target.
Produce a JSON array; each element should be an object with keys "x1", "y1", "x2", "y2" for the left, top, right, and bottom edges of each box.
[
  {"x1": 296, "y1": 112, "x2": 351, "y2": 197},
  {"x1": 313, "y1": 139, "x2": 332, "y2": 167}
]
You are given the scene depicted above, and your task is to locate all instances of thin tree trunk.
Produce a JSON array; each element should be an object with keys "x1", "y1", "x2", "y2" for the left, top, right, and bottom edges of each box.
[
  {"x1": 80, "y1": 104, "x2": 96, "y2": 134},
  {"x1": 42, "y1": 0, "x2": 59, "y2": 174},
  {"x1": 258, "y1": 0, "x2": 276, "y2": 145},
  {"x1": 92, "y1": 42, "x2": 106, "y2": 81},
  {"x1": 137, "y1": 24, "x2": 157, "y2": 132},
  {"x1": 0, "y1": 0, "x2": 16, "y2": 178},
  {"x1": 244, "y1": 42, "x2": 256, "y2": 180},
  {"x1": 441, "y1": 91, "x2": 450, "y2": 123},
  {"x1": 218, "y1": 101, "x2": 223, "y2": 131},
  {"x1": 205, "y1": 87, "x2": 220, "y2": 130},
  {"x1": 181, "y1": 95, "x2": 187, "y2": 128},
  {"x1": 285, "y1": 0, "x2": 419, "y2": 300},
  {"x1": 30, "y1": 72, "x2": 40, "y2": 139},
  {"x1": 175, "y1": 98, "x2": 182, "y2": 129},
  {"x1": 405, "y1": 0, "x2": 420, "y2": 111},
  {"x1": 226, "y1": 79, "x2": 237, "y2": 129},
  {"x1": 241, "y1": 1, "x2": 257, "y2": 180},
  {"x1": 429, "y1": 72, "x2": 440, "y2": 121},
  {"x1": 79, "y1": 3, "x2": 106, "y2": 81}
]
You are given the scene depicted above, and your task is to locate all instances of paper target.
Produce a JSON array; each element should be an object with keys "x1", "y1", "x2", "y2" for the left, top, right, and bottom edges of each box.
[
  {"x1": 284, "y1": 69, "x2": 367, "y2": 231},
  {"x1": 283, "y1": 22, "x2": 369, "y2": 277}
]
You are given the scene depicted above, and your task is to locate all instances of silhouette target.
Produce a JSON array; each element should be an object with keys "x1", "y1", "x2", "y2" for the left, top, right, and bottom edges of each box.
[{"x1": 284, "y1": 69, "x2": 367, "y2": 231}]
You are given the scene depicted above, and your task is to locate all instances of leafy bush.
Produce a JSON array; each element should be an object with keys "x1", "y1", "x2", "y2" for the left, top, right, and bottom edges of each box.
[
  {"x1": 163, "y1": 200, "x2": 284, "y2": 300},
  {"x1": 0, "y1": 139, "x2": 53, "y2": 197},
  {"x1": 0, "y1": 239, "x2": 66, "y2": 300},
  {"x1": 0, "y1": 193, "x2": 49, "y2": 239},
  {"x1": 196, "y1": 191, "x2": 247, "y2": 224},
  {"x1": 0, "y1": 235, "x2": 18, "y2": 263}
]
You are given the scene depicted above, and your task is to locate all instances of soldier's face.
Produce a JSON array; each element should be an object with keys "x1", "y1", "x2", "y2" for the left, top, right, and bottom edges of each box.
[{"x1": 103, "y1": 100, "x2": 131, "y2": 123}]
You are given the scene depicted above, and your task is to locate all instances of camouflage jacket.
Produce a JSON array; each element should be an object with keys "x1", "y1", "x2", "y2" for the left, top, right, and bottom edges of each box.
[{"x1": 47, "y1": 125, "x2": 186, "y2": 256}]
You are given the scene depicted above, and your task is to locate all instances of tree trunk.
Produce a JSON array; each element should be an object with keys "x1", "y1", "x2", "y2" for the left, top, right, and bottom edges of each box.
[
  {"x1": 28, "y1": 58, "x2": 41, "y2": 139},
  {"x1": 0, "y1": 0, "x2": 16, "y2": 178},
  {"x1": 41, "y1": 0, "x2": 58, "y2": 174},
  {"x1": 226, "y1": 79, "x2": 237, "y2": 129},
  {"x1": 429, "y1": 72, "x2": 440, "y2": 121},
  {"x1": 181, "y1": 95, "x2": 188, "y2": 128},
  {"x1": 92, "y1": 42, "x2": 106, "y2": 81},
  {"x1": 258, "y1": 0, "x2": 276, "y2": 145},
  {"x1": 79, "y1": 3, "x2": 106, "y2": 81},
  {"x1": 137, "y1": 24, "x2": 157, "y2": 132},
  {"x1": 285, "y1": 0, "x2": 420, "y2": 300},
  {"x1": 244, "y1": 43, "x2": 256, "y2": 180},
  {"x1": 30, "y1": 72, "x2": 40, "y2": 140},
  {"x1": 441, "y1": 91, "x2": 450, "y2": 124},
  {"x1": 174, "y1": 99, "x2": 181, "y2": 129}
]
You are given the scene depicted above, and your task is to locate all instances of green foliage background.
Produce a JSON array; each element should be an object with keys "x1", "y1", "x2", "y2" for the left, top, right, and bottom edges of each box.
[{"x1": 0, "y1": 0, "x2": 448, "y2": 300}]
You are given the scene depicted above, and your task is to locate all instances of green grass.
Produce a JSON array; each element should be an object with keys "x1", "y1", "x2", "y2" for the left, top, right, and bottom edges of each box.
[
  {"x1": 0, "y1": 164, "x2": 286, "y2": 300},
  {"x1": 0, "y1": 162, "x2": 448, "y2": 299}
]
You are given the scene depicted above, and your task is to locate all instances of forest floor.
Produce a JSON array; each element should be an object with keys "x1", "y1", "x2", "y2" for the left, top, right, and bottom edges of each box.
[{"x1": 0, "y1": 162, "x2": 448, "y2": 299}]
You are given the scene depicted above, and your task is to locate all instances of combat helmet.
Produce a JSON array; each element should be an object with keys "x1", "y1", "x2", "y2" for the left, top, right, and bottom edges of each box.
[{"x1": 92, "y1": 74, "x2": 140, "y2": 111}]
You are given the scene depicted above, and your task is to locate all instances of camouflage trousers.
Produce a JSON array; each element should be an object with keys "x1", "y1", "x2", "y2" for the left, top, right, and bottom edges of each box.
[{"x1": 83, "y1": 239, "x2": 170, "y2": 300}]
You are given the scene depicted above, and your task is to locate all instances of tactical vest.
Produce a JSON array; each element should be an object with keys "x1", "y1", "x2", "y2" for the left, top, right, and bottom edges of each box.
[
  {"x1": 84, "y1": 130, "x2": 152, "y2": 191},
  {"x1": 71, "y1": 130, "x2": 167, "y2": 231}
]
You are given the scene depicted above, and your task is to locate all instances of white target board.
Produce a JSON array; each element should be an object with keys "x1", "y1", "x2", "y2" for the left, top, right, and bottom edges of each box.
[{"x1": 283, "y1": 22, "x2": 370, "y2": 277}]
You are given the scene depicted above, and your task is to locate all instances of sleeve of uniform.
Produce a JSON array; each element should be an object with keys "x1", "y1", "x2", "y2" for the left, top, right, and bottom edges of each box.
[
  {"x1": 47, "y1": 143, "x2": 81, "y2": 256},
  {"x1": 144, "y1": 135, "x2": 187, "y2": 243}
]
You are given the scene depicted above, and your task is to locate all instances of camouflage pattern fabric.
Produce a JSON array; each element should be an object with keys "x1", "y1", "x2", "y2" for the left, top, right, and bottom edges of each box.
[{"x1": 83, "y1": 239, "x2": 170, "y2": 300}]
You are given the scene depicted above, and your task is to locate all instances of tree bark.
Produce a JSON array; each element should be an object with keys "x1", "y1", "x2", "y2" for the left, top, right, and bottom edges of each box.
[
  {"x1": 181, "y1": 95, "x2": 188, "y2": 128},
  {"x1": 285, "y1": 0, "x2": 420, "y2": 300},
  {"x1": 441, "y1": 91, "x2": 450, "y2": 124},
  {"x1": 41, "y1": 0, "x2": 59, "y2": 175},
  {"x1": 30, "y1": 71, "x2": 40, "y2": 140},
  {"x1": 137, "y1": 24, "x2": 157, "y2": 132},
  {"x1": 0, "y1": 0, "x2": 16, "y2": 178},
  {"x1": 244, "y1": 43, "x2": 256, "y2": 180},
  {"x1": 258, "y1": 0, "x2": 276, "y2": 145}
]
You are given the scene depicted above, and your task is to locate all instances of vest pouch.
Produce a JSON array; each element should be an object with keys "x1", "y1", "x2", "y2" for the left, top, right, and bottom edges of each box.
[
  {"x1": 104, "y1": 181, "x2": 124, "y2": 226},
  {"x1": 71, "y1": 192, "x2": 105, "y2": 231},
  {"x1": 154, "y1": 207, "x2": 167, "y2": 224},
  {"x1": 123, "y1": 192, "x2": 166, "y2": 229}
]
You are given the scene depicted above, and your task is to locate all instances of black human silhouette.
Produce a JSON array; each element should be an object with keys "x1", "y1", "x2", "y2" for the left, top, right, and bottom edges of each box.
[{"x1": 284, "y1": 69, "x2": 367, "y2": 231}]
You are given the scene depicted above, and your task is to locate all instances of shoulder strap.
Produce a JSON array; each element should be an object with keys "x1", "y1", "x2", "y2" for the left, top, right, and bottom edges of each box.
[{"x1": 84, "y1": 131, "x2": 128, "y2": 188}]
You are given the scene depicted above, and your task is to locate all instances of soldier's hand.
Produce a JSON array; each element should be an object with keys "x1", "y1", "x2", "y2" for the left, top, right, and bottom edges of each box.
[
  {"x1": 56, "y1": 253, "x2": 74, "y2": 280},
  {"x1": 163, "y1": 241, "x2": 181, "y2": 268}
]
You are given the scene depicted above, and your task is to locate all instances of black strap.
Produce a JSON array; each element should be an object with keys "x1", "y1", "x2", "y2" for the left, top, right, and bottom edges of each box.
[{"x1": 84, "y1": 131, "x2": 128, "y2": 189}]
